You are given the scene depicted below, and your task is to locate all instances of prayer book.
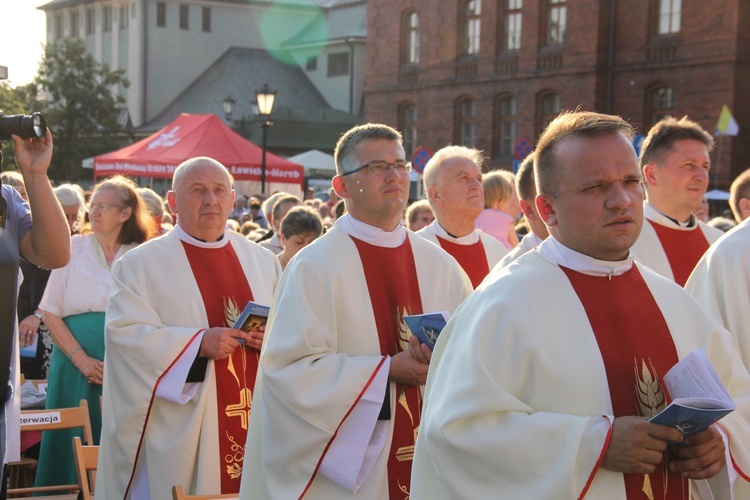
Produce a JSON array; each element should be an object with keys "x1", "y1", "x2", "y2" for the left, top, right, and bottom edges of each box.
[
  {"x1": 19, "y1": 333, "x2": 38, "y2": 358},
  {"x1": 649, "y1": 349, "x2": 735, "y2": 437},
  {"x1": 403, "y1": 311, "x2": 450, "y2": 350},
  {"x1": 233, "y1": 301, "x2": 270, "y2": 344}
]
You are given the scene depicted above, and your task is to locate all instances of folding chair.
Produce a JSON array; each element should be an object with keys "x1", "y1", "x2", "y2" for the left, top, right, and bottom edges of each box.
[
  {"x1": 8, "y1": 399, "x2": 93, "y2": 498},
  {"x1": 72, "y1": 436, "x2": 98, "y2": 500},
  {"x1": 172, "y1": 484, "x2": 240, "y2": 499}
]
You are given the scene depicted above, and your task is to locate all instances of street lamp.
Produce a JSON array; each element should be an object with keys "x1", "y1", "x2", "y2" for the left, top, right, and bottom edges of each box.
[
  {"x1": 222, "y1": 95, "x2": 236, "y2": 122},
  {"x1": 255, "y1": 83, "x2": 276, "y2": 195}
]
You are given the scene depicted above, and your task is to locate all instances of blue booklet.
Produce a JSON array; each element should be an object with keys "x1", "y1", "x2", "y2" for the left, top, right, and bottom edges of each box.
[
  {"x1": 19, "y1": 333, "x2": 38, "y2": 358},
  {"x1": 649, "y1": 349, "x2": 735, "y2": 438},
  {"x1": 232, "y1": 301, "x2": 270, "y2": 344},
  {"x1": 402, "y1": 311, "x2": 450, "y2": 350}
]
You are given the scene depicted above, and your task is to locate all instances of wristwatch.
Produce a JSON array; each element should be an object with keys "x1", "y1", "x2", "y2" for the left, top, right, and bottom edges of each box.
[{"x1": 33, "y1": 311, "x2": 43, "y2": 320}]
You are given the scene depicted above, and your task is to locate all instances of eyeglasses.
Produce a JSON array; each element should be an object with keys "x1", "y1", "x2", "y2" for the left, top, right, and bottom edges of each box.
[
  {"x1": 342, "y1": 161, "x2": 413, "y2": 176},
  {"x1": 86, "y1": 202, "x2": 124, "y2": 213}
]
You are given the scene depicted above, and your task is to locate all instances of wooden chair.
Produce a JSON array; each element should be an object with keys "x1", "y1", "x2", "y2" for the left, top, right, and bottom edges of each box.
[
  {"x1": 8, "y1": 399, "x2": 93, "y2": 498},
  {"x1": 171, "y1": 485, "x2": 240, "y2": 499},
  {"x1": 72, "y1": 436, "x2": 98, "y2": 500}
]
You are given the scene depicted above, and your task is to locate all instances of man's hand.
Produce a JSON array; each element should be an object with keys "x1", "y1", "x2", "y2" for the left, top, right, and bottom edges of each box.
[
  {"x1": 602, "y1": 416, "x2": 683, "y2": 474},
  {"x1": 669, "y1": 425, "x2": 726, "y2": 479},
  {"x1": 408, "y1": 334, "x2": 432, "y2": 365},
  {"x1": 389, "y1": 336, "x2": 433, "y2": 387},
  {"x1": 12, "y1": 129, "x2": 53, "y2": 176},
  {"x1": 199, "y1": 327, "x2": 259, "y2": 360}
]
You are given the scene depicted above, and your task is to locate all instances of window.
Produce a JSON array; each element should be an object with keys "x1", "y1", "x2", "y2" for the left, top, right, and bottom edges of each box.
[
  {"x1": 180, "y1": 5, "x2": 189, "y2": 30},
  {"x1": 70, "y1": 11, "x2": 79, "y2": 37},
  {"x1": 456, "y1": 98, "x2": 477, "y2": 148},
  {"x1": 327, "y1": 52, "x2": 349, "y2": 77},
  {"x1": 546, "y1": 0, "x2": 566, "y2": 45},
  {"x1": 658, "y1": 0, "x2": 681, "y2": 34},
  {"x1": 494, "y1": 95, "x2": 517, "y2": 158},
  {"x1": 402, "y1": 11, "x2": 420, "y2": 64},
  {"x1": 120, "y1": 6, "x2": 129, "y2": 29},
  {"x1": 86, "y1": 8, "x2": 95, "y2": 35},
  {"x1": 103, "y1": 6, "x2": 111, "y2": 32},
  {"x1": 202, "y1": 7, "x2": 211, "y2": 32},
  {"x1": 646, "y1": 86, "x2": 676, "y2": 130},
  {"x1": 399, "y1": 104, "x2": 418, "y2": 158},
  {"x1": 306, "y1": 56, "x2": 317, "y2": 71},
  {"x1": 504, "y1": 0, "x2": 523, "y2": 51},
  {"x1": 55, "y1": 14, "x2": 63, "y2": 40},
  {"x1": 460, "y1": 0, "x2": 481, "y2": 56},
  {"x1": 537, "y1": 91, "x2": 561, "y2": 137},
  {"x1": 157, "y1": 2, "x2": 166, "y2": 27}
]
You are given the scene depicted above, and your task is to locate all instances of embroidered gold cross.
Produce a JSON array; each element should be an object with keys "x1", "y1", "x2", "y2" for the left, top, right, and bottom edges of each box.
[{"x1": 225, "y1": 388, "x2": 253, "y2": 430}]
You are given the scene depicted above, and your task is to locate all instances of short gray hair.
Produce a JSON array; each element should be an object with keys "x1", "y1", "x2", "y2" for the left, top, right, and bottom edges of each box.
[
  {"x1": 423, "y1": 145, "x2": 483, "y2": 191},
  {"x1": 334, "y1": 124, "x2": 402, "y2": 175}
]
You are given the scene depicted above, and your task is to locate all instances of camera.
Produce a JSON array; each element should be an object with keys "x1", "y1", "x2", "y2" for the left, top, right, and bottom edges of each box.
[{"x1": 0, "y1": 111, "x2": 47, "y2": 141}]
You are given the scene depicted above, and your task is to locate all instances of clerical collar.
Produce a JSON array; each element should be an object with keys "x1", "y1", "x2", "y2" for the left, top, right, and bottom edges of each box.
[
  {"x1": 335, "y1": 213, "x2": 406, "y2": 248},
  {"x1": 430, "y1": 221, "x2": 479, "y2": 245},
  {"x1": 644, "y1": 203, "x2": 696, "y2": 229},
  {"x1": 538, "y1": 236, "x2": 633, "y2": 277},
  {"x1": 175, "y1": 223, "x2": 229, "y2": 249}
]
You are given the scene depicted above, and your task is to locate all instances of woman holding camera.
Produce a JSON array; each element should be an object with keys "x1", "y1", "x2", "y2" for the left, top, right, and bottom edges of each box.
[{"x1": 34, "y1": 175, "x2": 152, "y2": 488}]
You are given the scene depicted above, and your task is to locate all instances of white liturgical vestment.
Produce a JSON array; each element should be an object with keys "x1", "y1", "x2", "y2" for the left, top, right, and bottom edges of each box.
[
  {"x1": 240, "y1": 214, "x2": 471, "y2": 499},
  {"x1": 411, "y1": 237, "x2": 750, "y2": 500}
]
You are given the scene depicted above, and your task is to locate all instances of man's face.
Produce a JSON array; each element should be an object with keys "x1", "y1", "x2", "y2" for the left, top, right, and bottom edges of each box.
[
  {"x1": 644, "y1": 139, "x2": 710, "y2": 221},
  {"x1": 334, "y1": 139, "x2": 409, "y2": 230},
  {"x1": 538, "y1": 132, "x2": 643, "y2": 261},
  {"x1": 273, "y1": 201, "x2": 301, "y2": 231},
  {"x1": 430, "y1": 157, "x2": 484, "y2": 222},
  {"x1": 167, "y1": 163, "x2": 234, "y2": 241}
]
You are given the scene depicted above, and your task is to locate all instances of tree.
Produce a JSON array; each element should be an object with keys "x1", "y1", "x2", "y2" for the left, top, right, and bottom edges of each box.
[
  {"x1": 0, "y1": 81, "x2": 39, "y2": 171},
  {"x1": 35, "y1": 38, "x2": 129, "y2": 180}
]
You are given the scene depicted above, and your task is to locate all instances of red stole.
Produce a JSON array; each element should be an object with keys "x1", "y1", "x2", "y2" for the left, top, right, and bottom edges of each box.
[
  {"x1": 648, "y1": 220, "x2": 710, "y2": 286},
  {"x1": 561, "y1": 265, "x2": 687, "y2": 500},
  {"x1": 181, "y1": 240, "x2": 256, "y2": 494},
  {"x1": 350, "y1": 236, "x2": 423, "y2": 500},
  {"x1": 435, "y1": 235, "x2": 489, "y2": 288}
]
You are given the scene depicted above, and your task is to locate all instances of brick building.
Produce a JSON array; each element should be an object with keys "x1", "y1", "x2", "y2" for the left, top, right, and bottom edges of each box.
[{"x1": 363, "y1": 0, "x2": 750, "y2": 187}]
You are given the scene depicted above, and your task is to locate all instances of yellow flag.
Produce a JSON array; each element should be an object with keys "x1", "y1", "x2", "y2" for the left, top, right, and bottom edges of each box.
[{"x1": 717, "y1": 104, "x2": 739, "y2": 136}]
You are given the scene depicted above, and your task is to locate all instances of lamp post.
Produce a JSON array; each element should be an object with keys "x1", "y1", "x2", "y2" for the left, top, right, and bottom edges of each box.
[
  {"x1": 222, "y1": 85, "x2": 276, "y2": 194},
  {"x1": 255, "y1": 83, "x2": 277, "y2": 195}
]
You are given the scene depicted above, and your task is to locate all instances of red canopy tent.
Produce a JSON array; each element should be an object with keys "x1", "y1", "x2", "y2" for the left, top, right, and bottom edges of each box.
[{"x1": 94, "y1": 113, "x2": 304, "y2": 193}]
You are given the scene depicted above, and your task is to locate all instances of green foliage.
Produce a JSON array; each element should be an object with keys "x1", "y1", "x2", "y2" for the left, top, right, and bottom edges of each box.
[
  {"x1": 36, "y1": 38, "x2": 130, "y2": 180},
  {"x1": 0, "y1": 81, "x2": 39, "y2": 171}
]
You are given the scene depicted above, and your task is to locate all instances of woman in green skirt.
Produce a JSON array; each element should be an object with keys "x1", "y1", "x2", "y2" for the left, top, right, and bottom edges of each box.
[{"x1": 34, "y1": 175, "x2": 153, "y2": 488}]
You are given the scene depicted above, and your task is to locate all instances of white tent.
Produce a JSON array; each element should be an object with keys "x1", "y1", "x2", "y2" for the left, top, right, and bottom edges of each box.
[
  {"x1": 287, "y1": 150, "x2": 336, "y2": 176},
  {"x1": 706, "y1": 189, "x2": 730, "y2": 200}
]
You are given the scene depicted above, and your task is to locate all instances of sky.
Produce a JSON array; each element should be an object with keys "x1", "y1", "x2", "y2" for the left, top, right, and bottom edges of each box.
[{"x1": 0, "y1": 1, "x2": 48, "y2": 86}]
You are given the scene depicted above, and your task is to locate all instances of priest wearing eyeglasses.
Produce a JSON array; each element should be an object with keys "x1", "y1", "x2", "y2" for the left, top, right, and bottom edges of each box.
[{"x1": 241, "y1": 124, "x2": 472, "y2": 499}]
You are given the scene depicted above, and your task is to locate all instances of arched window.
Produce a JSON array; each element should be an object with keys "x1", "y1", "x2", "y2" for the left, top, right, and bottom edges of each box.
[
  {"x1": 645, "y1": 85, "x2": 676, "y2": 130},
  {"x1": 494, "y1": 94, "x2": 517, "y2": 159},
  {"x1": 536, "y1": 91, "x2": 561, "y2": 137},
  {"x1": 455, "y1": 98, "x2": 477, "y2": 148},
  {"x1": 399, "y1": 103, "x2": 418, "y2": 159},
  {"x1": 459, "y1": 0, "x2": 482, "y2": 56},
  {"x1": 401, "y1": 11, "x2": 420, "y2": 65}
]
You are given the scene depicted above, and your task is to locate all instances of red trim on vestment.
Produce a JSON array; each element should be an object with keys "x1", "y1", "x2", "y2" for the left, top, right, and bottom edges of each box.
[
  {"x1": 647, "y1": 220, "x2": 710, "y2": 286},
  {"x1": 578, "y1": 416, "x2": 613, "y2": 500},
  {"x1": 299, "y1": 356, "x2": 388, "y2": 499},
  {"x1": 124, "y1": 329, "x2": 204, "y2": 498},
  {"x1": 434, "y1": 235, "x2": 489, "y2": 288},
  {"x1": 717, "y1": 422, "x2": 750, "y2": 483}
]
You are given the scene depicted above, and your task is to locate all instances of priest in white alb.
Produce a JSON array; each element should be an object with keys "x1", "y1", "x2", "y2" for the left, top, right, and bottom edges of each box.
[
  {"x1": 417, "y1": 145, "x2": 507, "y2": 288},
  {"x1": 630, "y1": 117, "x2": 722, "y2": 286},
  {"x1": 97, "y1": 157, "x2": 281, "y2": 498},
  {"x1": 240, "y1": 124, "x2": 472, "y2": 499},
  {"x1": 411, "y1": 111, "x2": 750, "y2": 500},
  {"x1": 686, "y1": 218, "x2": 750, "y2": 370}
]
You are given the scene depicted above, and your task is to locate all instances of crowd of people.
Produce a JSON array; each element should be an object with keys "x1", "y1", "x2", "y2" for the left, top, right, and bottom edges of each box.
[{"x1": 1, "y1": 110, "x2": 750, "y2": 499}]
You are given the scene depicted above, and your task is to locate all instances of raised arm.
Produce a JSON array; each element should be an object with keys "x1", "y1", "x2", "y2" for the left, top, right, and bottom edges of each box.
[{"x1": 14, "y1": 129, "x2": 70, "y2": 269}]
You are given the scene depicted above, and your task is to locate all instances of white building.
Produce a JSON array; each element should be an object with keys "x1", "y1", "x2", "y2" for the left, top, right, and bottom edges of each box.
[{"x1": 39, "y1": 0, "x2": 366, "y2": 128}]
